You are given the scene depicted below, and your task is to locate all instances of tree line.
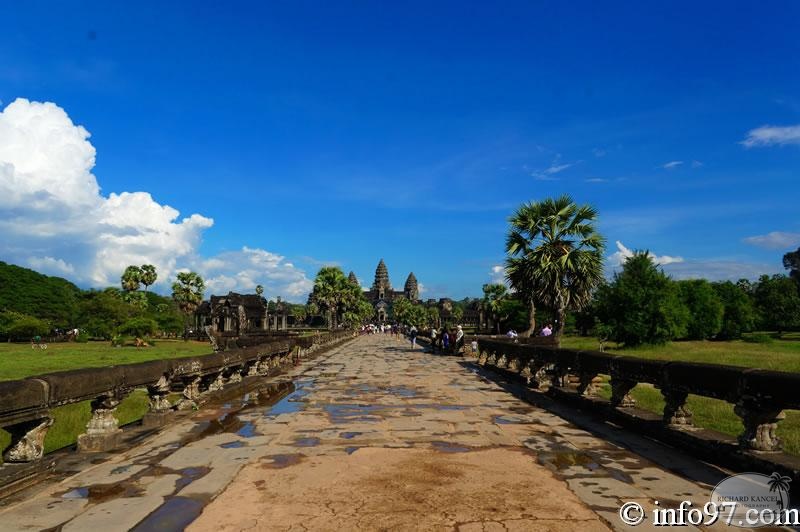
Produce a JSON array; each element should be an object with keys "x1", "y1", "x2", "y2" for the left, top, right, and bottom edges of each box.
[
  {"x1": 479, "y1": 195, "x2": 800, "y2": 347},
  {"x1": 0, "y1": 261, "x2": 208, "y2": 342}
]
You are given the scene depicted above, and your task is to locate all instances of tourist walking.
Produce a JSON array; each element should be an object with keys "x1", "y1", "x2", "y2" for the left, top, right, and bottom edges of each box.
[
  {"x1": 430, "y1": 327, "x2": 437, "y2": 353},
  {"x1": 409, "y1": 325, "x2": 418, "y2": 349}
]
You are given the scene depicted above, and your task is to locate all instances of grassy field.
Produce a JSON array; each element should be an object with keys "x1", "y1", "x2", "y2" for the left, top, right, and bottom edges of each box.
[
  {"x1": 0, "y1": 339, "x2": 212, "y2": 381},
  {"x1": 560, "y1": 334, "x2": 800, "y2": 372},
  {"x1": 559, "y1": 334, "x2": 800, "y2": 455}
]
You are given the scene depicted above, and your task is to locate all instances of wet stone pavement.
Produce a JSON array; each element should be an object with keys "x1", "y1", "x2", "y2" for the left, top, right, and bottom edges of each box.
[{"x1": 0, "y1": 335, "x2": 741, "y2": 531}]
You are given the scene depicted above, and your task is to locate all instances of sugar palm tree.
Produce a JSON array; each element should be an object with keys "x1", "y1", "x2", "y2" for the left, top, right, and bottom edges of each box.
[
  {"x1": 482, "y1": 283, "x2": 508, "y2": 333},
  {"x1": 171, "y1": 272, "x2": 205, "y2": 337},
  {"x1": 505, "y1": 194, "x2": 605, "y2": 343},
  {"x1": 121, "y1": 265, "x2": 142, "y2": 292},
  {"x1": 139, "y1": 264, "x2": 157, "y2": 292}
]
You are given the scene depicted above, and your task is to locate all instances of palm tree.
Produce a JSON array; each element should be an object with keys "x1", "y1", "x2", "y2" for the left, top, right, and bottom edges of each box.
[
  {"x1": 139, "y1": 264, "x2": 157, "y2": 292},
  {"x1": 171, "y1": 272, "x2": 205, "y2": 336},
  {"x1": 768, "y1": 472, "x2": 792, "y2": 510},
  {"x1": 121, "y1": 265, "x2": 142, "y2": 292},
  {"x1": 482, "y1": 283, "x2": 508, "y2": 333},
  {"x1": 505, "y1": 194, "x2": 605, "y2": 343}
]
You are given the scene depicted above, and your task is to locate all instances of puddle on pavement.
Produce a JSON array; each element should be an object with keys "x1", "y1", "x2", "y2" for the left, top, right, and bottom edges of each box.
[
  {"x1": 130, "y1": 495, "x2": 209, "y2": 532},
  {"x1": 293, "y1": 437, "x2": 321, "y2": 447},
  {"x1": 174, "y1": 467, "x2": 211, "y2": 491},
  {"x1": 265, "y1": 381, "x2": 315, "y2": 417},
  {"x1": 236, "y1": 422, "x2": 259, "y2": 438},
  {"x1": 340, "y1": 432, "x2": 361, "y2": 439},
  {"x1": 263, "y1": 454, "x2": 304, "y2": 468},
  {"x1": 60, "y1": 482, "x2": 145, "y2": 504},
  {"x1": 430, "y1": 441, "x2": 472, "y2": 453},
  {"x1": 540, "y1": 451, "x2": 600, "y2": 471},
  {"x1": 220, "y1": 440, "x2": 246, "y2": 449},
  {"x1": 345, "y1": 446, "x2": 360, "y2": 455}
]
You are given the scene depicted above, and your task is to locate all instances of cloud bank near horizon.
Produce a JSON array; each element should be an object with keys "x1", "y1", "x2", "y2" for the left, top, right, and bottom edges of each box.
[{"x1": 0, "y1": 98, "x2": 312, "y2": 300}]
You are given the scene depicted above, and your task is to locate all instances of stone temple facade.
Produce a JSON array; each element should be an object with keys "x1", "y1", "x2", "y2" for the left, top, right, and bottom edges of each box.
[{"x1": 354, "y1": 259, "x2": 420, "y2": 323}]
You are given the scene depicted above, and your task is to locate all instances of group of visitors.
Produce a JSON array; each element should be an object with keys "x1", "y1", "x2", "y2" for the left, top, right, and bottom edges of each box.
[
  {"x1": 429, "y1": 325, "x2": 464, "y2": 355},
  {"x1": 360, "y1": 323, "x2": 400, "y2": 336}
]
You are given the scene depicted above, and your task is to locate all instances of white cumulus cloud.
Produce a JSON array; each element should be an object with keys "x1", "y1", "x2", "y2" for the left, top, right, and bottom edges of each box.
[
  {"x1": 489, "y1": 264, "x2": 506, "y2": 284},
  {"x1": 741, "y1": 124, "x2": 800, "y2": 148},
  {"x1": 743, "y1": 231, "x2": 800, "y2": 250},
  {"x1": 0, "y1": 98, "x2": 313, "y2": 301},
  {"x1": 608, "y1": 241, "x2": 684, "y2": 267}
]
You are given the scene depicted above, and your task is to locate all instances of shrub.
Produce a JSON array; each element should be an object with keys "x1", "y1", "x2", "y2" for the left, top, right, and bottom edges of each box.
[
  {"x1": 743, "y1": 333, "x2": 774, "y2": 344},
  {"x1": 117, "y1": 317, "x2": 158, "y2": 338},
  {"x1": 712, "y1": 281, "x2": 756, "y2": 340},
  {"x1": 5, "y1": 315, "x2": 50, "y2": 341}
]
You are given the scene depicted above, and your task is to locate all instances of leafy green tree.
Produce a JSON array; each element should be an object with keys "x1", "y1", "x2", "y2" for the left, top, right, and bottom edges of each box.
[
  {"x1": 784, "y1": 248, "x2": 800, "y2": 286},
  {"x1": 308, "y1": 266, "x2": 370, "y2": 328},
  {"x1": 139, "y1": 264, "x2": 157, "y2": 292},
  {"x1": 712, "y1": 281, "x2": 756, "y2": 340},
  {"x1": 482, "y1": 283, "x2": 508, "y2": 333},
  {"x1": 123, "y1": 290, "x2": 149, "y2": 311},
  {"x1": 121, "y1": 265, "x2": 142, "y2": 292},
  {"x1": 77, "y1": 289, "x2": 133, "y2": 339},
  {"x1": 506, "y1": 195, "x2": 605, "y2": 343},
  {"x1": 597, "y1": 253, "x2": 689, "y2": 346},
  {"x1": 753, "y1": 274, "x2": 800, "y2": 336},
  {"x1": 676, "y1": 279, "x2": 724, "y2": 340}
]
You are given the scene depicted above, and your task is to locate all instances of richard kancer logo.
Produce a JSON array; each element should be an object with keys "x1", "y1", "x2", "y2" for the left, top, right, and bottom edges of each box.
[{"x1": 619, "y1": 472, "x2": 798, "y2": 527}]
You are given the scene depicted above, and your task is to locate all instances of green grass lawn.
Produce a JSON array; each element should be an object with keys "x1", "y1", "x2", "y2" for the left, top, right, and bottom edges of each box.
[
  {"x1": 0, "y1": 339, "x2": 212, "y2": 381},
  {"x1": 560, "y1": 334, "x2": 800, "y2": 372}
]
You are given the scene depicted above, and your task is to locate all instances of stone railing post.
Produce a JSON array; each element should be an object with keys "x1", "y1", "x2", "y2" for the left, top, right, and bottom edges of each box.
[
  {"x1": 609, "y1": 377, "x2": 637, "y2": 408},
  {"x1": 577, "y1": 372, "x2": 600, "y2": 397},
  {"x1": 142, "y1": 376, "x2": 173, "y2": 428},
  {"x1": 206, "y1": 372, "x2": 226, "y2": 393},
  {"x1": 227, "y1": 367, "x2": 243, "y2": 384},
  {"x1": 661, "y1": 388, "x2": 693, "y2": 426},
  {"x1": 77, "y1": 394, "x2": 123, "y2": 452},
  {"x1": 176, "y1": 376, "x2": 202, "y2": 410},
  {"x1": 734, "y1": 398, "x2": 785, "y2": 452},
  {"x1": 2, "y1": 417, "x2": 53, "y2": 462}
]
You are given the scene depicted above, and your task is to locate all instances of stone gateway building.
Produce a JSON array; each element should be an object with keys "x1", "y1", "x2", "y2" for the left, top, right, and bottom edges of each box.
[{"x1": 354, "y1": 259, "x2": 420, "y2": 323}]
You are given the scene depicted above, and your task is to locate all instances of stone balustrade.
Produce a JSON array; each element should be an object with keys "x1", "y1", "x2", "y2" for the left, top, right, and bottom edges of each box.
[
  {"x1": 475, "y1": 338, "x2": 800, "y2": 454},
  {"x1": 0, "y1": 330, "x2": 353, "y2": 465}
]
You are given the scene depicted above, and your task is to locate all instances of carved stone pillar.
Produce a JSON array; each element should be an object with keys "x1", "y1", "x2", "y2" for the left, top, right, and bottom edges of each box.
[
  {"x1": 3, "y1": 417, "x2": 53, "y2": 462},
  {"x1": 77, "y1": 395, "x2": 123, "y2": 452},
  {"x1": 577, "y1": 372, "x2": 600, "y2": 397},
  {"x1": 176, "y1": 376, "x2": 202, "y2": 410},
  {"x1": 142, "y1": 376, "x2": 174, "y2": 428},
  {"x1": 247, "y1": 361, "x2": 260, "y2": 377},
  {"x1": 486, "y1": 352, "x2": 497, "y2": 366},
  {"x1": 662, "y1": 389, "x2": 693, "y2": 426},
  {"x1": 207, "y1": 372, "x2": 226, "y2": 392},
  {"x1": 734, "y1": 399, "x2": 785, "y2": 452},
  {"x1": 609, "y1": 377, "x2": 637, "y2": 408},
  {"x1": 496, "y1": 354, "x2": 508, "y2": 368},
  {"x1": 228, "y1": 369, "x2": 243, "y2": 384},
  {"x1": 508, "y1": 357, "x2": 520, "y2": 373},
  {"x1": 477, "y1": 351, "x2": 488, "y2": 365}
]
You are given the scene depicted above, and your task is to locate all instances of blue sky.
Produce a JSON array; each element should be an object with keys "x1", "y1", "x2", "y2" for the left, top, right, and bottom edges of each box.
[{"x1": 1, "y1": 1, "x2": 798, "y2": 301}]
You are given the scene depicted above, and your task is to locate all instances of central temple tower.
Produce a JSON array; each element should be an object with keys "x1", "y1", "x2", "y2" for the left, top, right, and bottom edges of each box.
[{"x1": 372, "y1": 258, "x2": 392, "y2": 300}]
